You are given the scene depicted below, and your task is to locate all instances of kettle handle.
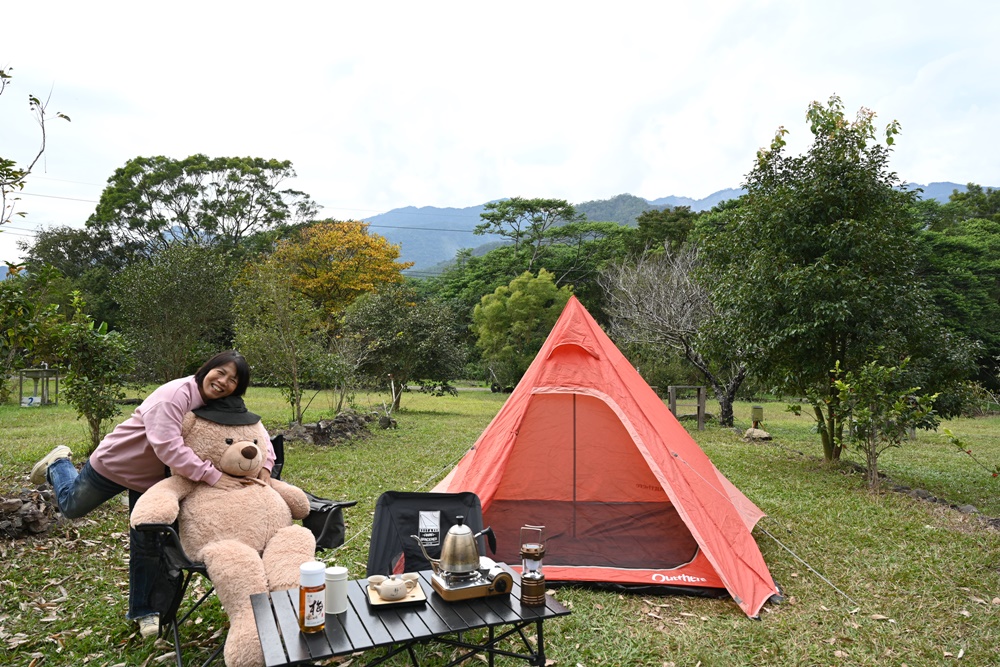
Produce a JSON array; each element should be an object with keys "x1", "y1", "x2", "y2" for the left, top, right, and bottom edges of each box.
[{"x1": 476, "y1": 526, "x2": 497, "y2": 555}]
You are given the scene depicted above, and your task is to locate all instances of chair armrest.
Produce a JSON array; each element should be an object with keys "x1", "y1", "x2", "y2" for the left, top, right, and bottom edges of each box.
[
  {"x1": 327, "y1": 500, "x2": 359, "y2": 510},
  {"x1": 134, "y1": 522, "x2": 182, "y2": 541}
]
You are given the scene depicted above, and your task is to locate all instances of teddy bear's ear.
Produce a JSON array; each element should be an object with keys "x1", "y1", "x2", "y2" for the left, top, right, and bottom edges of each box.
[{"x1": 181, "y1": 412, "x2": 198, "y2": 438}]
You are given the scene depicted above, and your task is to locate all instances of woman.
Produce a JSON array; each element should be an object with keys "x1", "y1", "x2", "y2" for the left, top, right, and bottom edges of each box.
[{"x1": 30, "y1": 350, "x2": 275, "y2": 638}]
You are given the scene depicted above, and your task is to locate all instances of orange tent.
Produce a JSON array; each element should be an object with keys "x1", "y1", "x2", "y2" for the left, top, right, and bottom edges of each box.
[{"x1": 434, "y1": 296, "x2": 780, "y2": 617}]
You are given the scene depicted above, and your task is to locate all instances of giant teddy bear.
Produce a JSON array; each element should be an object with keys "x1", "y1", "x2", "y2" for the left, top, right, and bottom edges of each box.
[{"x1": 130, "y1": 399, "x2": 316, "y2": 667}]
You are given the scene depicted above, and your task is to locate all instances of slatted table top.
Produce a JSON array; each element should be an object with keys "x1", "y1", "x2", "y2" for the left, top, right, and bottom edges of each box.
[{"x1": 251, "y1": 565, "x2": 571, "y2": 667}]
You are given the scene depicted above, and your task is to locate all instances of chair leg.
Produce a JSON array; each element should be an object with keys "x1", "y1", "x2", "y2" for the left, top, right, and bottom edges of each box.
[
  {"x1": 171, "y1": 618, "x2": 184, "y2": 667},
  {"x1": 200, "y1": 641, "x2": 225, "y2": 667},
  {"x1": 165, "y1": 574, "x2": 221, "y2": 667}
]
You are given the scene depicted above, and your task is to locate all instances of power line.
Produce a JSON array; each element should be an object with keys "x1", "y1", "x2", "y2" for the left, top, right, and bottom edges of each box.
[
  {"x1": 0, "y1": 227, "x2": 37, "y2": 238},
  {"x1": 29, "y1": 174, "x2": 108, "y2": 188},
  {"x1": 368, "y1": 223, "x2": 477, "y2": 234},
  {"x1": 18, "y1": 191, "x2": 99, "y2": 203},
  {"x1": 1, "y1": 223, "x2": 40, "y2": 233}
]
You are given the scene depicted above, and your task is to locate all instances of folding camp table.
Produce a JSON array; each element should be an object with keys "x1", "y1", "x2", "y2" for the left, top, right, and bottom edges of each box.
[{"x1": 250, "y1": 564, "x2": 570, "y2": 666}]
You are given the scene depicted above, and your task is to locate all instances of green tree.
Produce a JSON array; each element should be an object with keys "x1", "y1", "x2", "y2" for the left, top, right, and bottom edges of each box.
[
  {"x1": 428, "y1": 245, "x2": 528, "y2": 316},
  {"x1": 696, "y1": 95, "x2": 973, "y2": 461},
  {"x1": 534, "y1": 220, "x2": 632, "y2": 318},
  {"x1": 111, "y1": 244, "x2": 237, "y2": 382},
  {"x1": 475, "y1": 198, "x2": 584, "y2": 271},
  {"x1": 233, "y1": 259, "x2": 338, "y2": 424},
  {"x1": 428, "y1": 221, "x2": 628, "y2": 331},
  {"x1": 87, "y1": 154, "x2": 318, "y2": 257},
  {"x1": 471, "y1": 269, "x2": 573, "y2": 388},
  {"x1": 944, "y1": 183, "x2": 1000, "y2": 224},
  {"x1": 917, "y1": 216, "x2": 1000, "y2": 390},
  {"x1": 341, "y1": 284, "x2": 467, "y2": 411},
  {"x1": 0, "y1": 265, "x2": 60, "y2": 402},
  {"x1": 1, "y1": 66, "x2": 70, "y2": 225},
  {"x1": 54, "y1": 294, "x2": 135, "y2": 453},
  {"x1": 832, "y1": 359, "x2": 939, "y2": 492},
  {"x1": 626, "y1": 206, "x2": 700, "y2": 254},
  {"x1": 18, "y1": 225, "x2": 127, "y2": 329}
]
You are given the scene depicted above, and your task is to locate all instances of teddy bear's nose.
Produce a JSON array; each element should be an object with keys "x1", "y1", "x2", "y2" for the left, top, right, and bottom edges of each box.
[{"x1": 241, "y1": 446, "x2": 257, "y2": 460}]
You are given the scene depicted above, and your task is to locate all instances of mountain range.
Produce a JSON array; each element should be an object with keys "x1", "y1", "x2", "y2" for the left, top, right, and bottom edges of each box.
[
  {"x1": 366, "y1": 182, "x2": 973, "y2": 273},
  {"x1": 0, "y1": 181, "x2": 982, "y2": 282}
]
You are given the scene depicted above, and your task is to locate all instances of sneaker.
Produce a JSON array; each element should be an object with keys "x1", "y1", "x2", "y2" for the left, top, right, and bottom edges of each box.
[
  {"x1": 137, "y1": 614, "x2": 160, "y2": 639},
  {"x1": 30, "y1": 446, "x2": 72, "y2": 485}
]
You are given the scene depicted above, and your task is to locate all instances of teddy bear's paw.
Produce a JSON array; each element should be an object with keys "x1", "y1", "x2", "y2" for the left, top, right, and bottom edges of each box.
[
  {"x1": 223, "y1": 618, "x2": 265, "y2": 667},
  {"x1": 129, "y1": 508, "x2": 176, "y2": 528}
]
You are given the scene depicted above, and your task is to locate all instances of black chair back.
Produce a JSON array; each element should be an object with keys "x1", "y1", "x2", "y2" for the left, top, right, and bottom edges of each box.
[{"x1": 366, "y1": 491, "x2": 486, "y2": 577}]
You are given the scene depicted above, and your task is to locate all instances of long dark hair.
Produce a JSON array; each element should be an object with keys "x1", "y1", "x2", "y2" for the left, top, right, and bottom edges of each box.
[{"x1": 194, "y1": 350, "x2": 251, "y2": 397}]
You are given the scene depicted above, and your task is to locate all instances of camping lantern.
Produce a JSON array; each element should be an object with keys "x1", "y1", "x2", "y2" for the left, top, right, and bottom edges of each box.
[{"x1": 519, "y1": 525, "x2": 546, "y2": 606}]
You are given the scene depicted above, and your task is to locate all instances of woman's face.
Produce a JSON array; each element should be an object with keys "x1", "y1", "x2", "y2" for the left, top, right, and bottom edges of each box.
[{"x1": 200, "y1": 362, "x2": 239, "y2": 401}]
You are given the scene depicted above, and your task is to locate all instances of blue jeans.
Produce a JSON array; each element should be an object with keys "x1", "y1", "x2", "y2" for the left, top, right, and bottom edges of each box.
[{"x1": 48, "y1": 458, "x2": 167, "y2": 620}]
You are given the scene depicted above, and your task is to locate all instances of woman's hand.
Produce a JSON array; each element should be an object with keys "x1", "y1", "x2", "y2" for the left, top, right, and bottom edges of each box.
[{"x1": 258, "y1": 468, "x2": 272, "y2": 485}]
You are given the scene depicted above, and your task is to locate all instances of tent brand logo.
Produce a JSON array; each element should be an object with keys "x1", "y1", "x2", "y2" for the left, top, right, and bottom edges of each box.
[
  {"x1": 635, "y1": 482, "x2": 663, "y2": 492},
  {"x1": 651, "y1": 573, "x2": 708, "y2": 584},
  {"x1": 417, "y1": 511, "x2": 441, "y2": 547}
]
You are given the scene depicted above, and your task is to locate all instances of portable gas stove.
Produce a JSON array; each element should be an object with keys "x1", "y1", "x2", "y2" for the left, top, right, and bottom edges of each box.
[{"x1": 430, "y1": 557, "x2": 514, "y2": 602}]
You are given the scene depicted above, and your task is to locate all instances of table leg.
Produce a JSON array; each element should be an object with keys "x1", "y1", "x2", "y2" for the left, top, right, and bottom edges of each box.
[{"x1": 534, "y1": 618, "x2": 545, "y2": 667}]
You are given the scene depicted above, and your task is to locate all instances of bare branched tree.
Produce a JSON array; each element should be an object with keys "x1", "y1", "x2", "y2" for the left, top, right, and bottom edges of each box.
[{"x1": 600, "y1": 246, "x2": 748, "y2": 426}]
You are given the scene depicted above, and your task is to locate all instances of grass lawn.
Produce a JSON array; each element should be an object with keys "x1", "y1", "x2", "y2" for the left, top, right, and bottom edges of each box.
[{"x1": 1, "y1": 388, "x2": 998, "y2": 666}]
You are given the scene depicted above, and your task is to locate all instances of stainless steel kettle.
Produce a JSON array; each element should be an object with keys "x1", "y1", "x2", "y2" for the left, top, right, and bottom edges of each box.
[{"x1": 412, "y1": 515, "x2": 496, "y2": 575}]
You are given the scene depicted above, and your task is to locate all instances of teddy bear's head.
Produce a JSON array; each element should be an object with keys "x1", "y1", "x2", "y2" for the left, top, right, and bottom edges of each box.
[{"x1": 181, "y1": 397, "x2": 270, "y2": 477}]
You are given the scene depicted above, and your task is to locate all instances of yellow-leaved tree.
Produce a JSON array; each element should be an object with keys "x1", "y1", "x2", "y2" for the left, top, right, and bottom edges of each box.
[{"x1": 272, "y1": 220, "x2": 413, "y2": 316}]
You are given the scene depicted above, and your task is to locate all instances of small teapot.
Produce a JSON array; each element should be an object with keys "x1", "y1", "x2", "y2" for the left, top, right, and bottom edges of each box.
[{"x1": 368, "y1": 574, "x2": 418, "y2": 601}]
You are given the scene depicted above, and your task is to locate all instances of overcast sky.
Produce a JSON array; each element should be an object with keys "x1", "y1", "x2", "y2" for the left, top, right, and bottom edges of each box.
[{"x1": 2, "y1": 0, "x2": 999, "y2": 263}]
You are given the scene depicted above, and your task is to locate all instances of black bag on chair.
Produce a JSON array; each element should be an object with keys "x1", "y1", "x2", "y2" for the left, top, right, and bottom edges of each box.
[
  {"x1": 271, "y1": 434, "x2": 357, "y2": 550},
  {"x1": 302, "y1": 492, "x2": 357, "y2": 550}
]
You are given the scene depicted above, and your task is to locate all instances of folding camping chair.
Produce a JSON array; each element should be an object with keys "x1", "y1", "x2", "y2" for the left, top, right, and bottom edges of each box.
[
  {"x1": 136, "y1": 435, "x2": 356, "y2": 667},
  {"x1": 366, "y1": 490, "x2": 489, "y2": 577}
]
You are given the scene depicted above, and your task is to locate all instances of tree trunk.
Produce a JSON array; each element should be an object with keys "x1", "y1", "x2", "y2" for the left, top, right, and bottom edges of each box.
[
  {"x1": 814, "y1": 402, "x2": 843, "y2": 462},
  {"x1": 88, "y1": 416, "x2": 102, "y2": 456},
  {"x1": 291, "y1": 377, "x2": 303, "y2": 425},
  {"x1": 866, "y1": 441, "x2": 880, "y2": 492},
  {"x1": 684, "y1": 346, "x2": 745, "y2": 427},
  {"x1": 334, "y1": 383, "x2": 347, "y2": 414},
  {"x1": 715, "y1": 391, "x2": 735, "y2": 428}
]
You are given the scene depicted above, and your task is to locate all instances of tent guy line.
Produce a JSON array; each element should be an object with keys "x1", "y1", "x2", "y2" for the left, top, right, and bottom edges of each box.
[
  {"x1": 675, "y1": 450, "x2": 859, "y2": 608},
  {"x1": 758, "y1": 525, "x2": 859, "y2": 608}
]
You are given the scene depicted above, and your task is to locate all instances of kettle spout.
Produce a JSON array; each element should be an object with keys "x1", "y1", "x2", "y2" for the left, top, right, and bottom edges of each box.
[{"x1": 411, "y1": 534, "x2": 442, "y2": 575}]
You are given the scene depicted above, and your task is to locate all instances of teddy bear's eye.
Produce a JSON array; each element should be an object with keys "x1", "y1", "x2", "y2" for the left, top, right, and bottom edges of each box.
[
  {"x1": 225, "y1": 438, "x2": 233, "y2": 445},
  {"x1": 253, "y1": 439, "x2": 258, "y2": 444}
]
